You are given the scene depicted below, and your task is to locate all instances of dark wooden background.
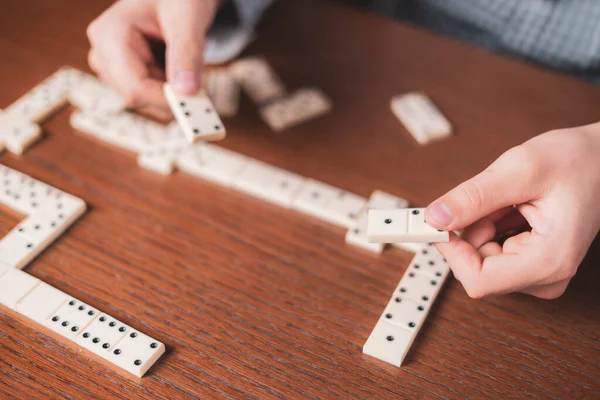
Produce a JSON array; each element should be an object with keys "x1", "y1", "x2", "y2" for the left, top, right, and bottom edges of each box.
[{"x1": 0, "y1": 0, "x2": 599, "y2": 398}]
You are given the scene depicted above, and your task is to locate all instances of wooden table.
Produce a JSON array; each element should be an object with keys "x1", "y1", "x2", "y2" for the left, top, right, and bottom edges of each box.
[{"x1": 1, "y1": 0, "x2": 599, "y2": 398}]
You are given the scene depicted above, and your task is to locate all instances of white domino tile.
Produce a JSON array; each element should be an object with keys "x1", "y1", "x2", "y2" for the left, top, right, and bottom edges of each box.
[
  {"x1": 363, "y1": 320, "x2": 415, "y2": 367},
  {"x1": 380, "y1": 295, "x2": 428, "y2": 332},
  {"x1": 390, "y1": 92, "x2": 452, "y2": 145},
  {"x1": 292, "y1": 179, "x2": 339, "y2": 219},
  {"x1": 0, "y1": 112, "x2": 42, "y2": 155},
  {"x1": 367, "y1": 208, "x2": 449, "y2": 243},
  {"x1": 10, "y1": 179, "x2": 86, "y2": 221},
  {"x1": 45, "y1": 297, "x2": 100, "y2": 340},
  {"x1": 232, "y1": 160, "x2": 305, "y2": 207},
  {"x1": 105, "y1": 329, "x2": 166, "y2": 378},
  {"x1": 204, "y1": 69, "x2": 240, "y2": 117},
  {"x1": 345, "y1": 213, "x2": 384, "y2": 253},
  {"x1": 163, "y1": 83, "x2": 226, "y2": 143},
  {"x1": 406, "y1": 245, "x2": 451, "y2": 281},
  {"x1": 0, "y1": 261, "x2": 10, "y2": 277},
  {"x1": 68, "y1": 78, "x2": 126, "y2": 115},
  {"x1": 0, "y1": 166, "x2": 30, "y2": 208},
  {"x1": 260, "y1": 88, "x2": 332, "y2": 131},
  {"x1": 3, "y1": 69, "x2": 72, "y2": 124},
  {"x1": 16, "y1": 282, "x2": 69, "y2": 324},
  {"x1": 137, "y1": 136, "x2": 189, "y2": 175},
  {"x1": 345, "y1": 191, "x2": 409, "y2": 253},
  {"x1": 76, "y1": 313, "x2": 131, "y2": 355},
  {"x1": 292, "y1": 180, "x2": 367, "y2": 229},
  {"x1": 229, "y1": 57, "x2": 286, "y2": 104},
  {"x1": 0, "y1": 269, "x2": 41, "y2": 310},
  {"x1": 0, "y1": 231, "x2": 41, "y2": 269},
  {"x1": 70, "y1": 111, "x2": 141, "y2": 153},
  {"x1": 176, "y1": 143, "x2": 249, "y2": 187},
  {"x1": 395, "y1": 265, "x2": 446, "y2": 305}
]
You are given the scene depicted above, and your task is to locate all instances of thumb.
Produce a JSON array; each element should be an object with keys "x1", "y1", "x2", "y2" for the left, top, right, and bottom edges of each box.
[
  {"x1": 157, "y1": 0, "x2": 218, "y2": 94},
  {"x1": 425, "y1": 146, "x2": 543, "y2": 230}
]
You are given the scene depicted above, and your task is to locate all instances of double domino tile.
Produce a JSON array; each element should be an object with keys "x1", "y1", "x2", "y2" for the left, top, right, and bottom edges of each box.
[
  {"x1": 0, "y1": 165, "x2": 164, "y2": 377},
  {"x1": 363, "y1": 245, "x2": 449, "y2": 366}
]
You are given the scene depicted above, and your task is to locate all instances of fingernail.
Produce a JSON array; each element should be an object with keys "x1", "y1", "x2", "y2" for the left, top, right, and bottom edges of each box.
[
  {"x1": 173, "y1": 70, "x2": 199, "y2": 94},
  {"x1": 427, "y1": 201, "x2": 453, "y2": 227}
]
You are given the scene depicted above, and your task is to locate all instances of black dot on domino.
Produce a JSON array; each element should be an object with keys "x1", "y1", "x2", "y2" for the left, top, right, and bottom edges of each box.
[
  {"x1": 185, "y1": 111, "x2": 191, "y2": 117},
  {"x1": 408, "y1": 272, "x2": 415, "y2": 278},
  {"x1": 418, "y1": 306, "x2": 424, "y2": 311},
  {"x1": 179, "y1": 102, "x2": 185, "y2": 107},
  {"x1": 102, "y1": 343, "x2": 110, "y2": 349},
  {"x1": 385, "y1": 218, "x2": 392, "y2": 224},
  {"x1": 386, "y1": 336, "x2": 394, "y2": 342},
  {"x1": 83, "y1": 333, "x2": 90, "y2": 338},
  {"x1": 69, "y1": 301, "x2": 75, "y2": 306},
  {"x1": 408, "y1": 322, "x2": 416, "y2": 328},
  {"x1": 130, "y1": 332, "x2": 138, "y2": 338},
  {"x1": 109, "y1": 321, "x2": 116, "y2": 327},
  {"x1": 134, "y1": 360, "x2": 142, "y2": 366},
  {"x1": 412, "y1": 210, "x2": 420, "y2": 215},
  {"x1": 78, "y1": 305, "x2": 85, "y2": 311},
  {"x1": 52, "y1": 316, "x2": 59, "y2": 322},
  {"x1": 114, "y1": 349, "x2": 121, "y2": 355},
  {"x1": 71, "y1": 326, "x2": 79, "y2": 332},
  {"x1": 100, "y1": 316, "x2": 106, "y2": 322},
  {"x1": 150, "y1": 343, "x2": 158, "y2": 349},
  {"x1": 61, "y1": 321, "x2": 69, "y2": 327},
  {"x1": 193, "y1": 128, "x2": 200, "y2": 134},
  {"x1": 422, "y1": 296, "x2": 429, "y2": 301},
  {"x1": 385, "y1": 313, "x2": 392, "y2": 319},
  {"x1": 394, "y1": 297, "x2": 401, "y2": 303},
  {"x1": 431, "y1": 280, "x2": 438, "y2": 286},
  {"x1": 119, "y1": 327, "x2": 126, "y2": 332},
  {"x1": 92, "y1": 338, "x2": 100, "y2": 344}
]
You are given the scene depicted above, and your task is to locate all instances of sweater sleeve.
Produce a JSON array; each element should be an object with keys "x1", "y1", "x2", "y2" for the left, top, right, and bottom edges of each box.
[{"x1": 204, "y1": 0, "x2": 275, "y2": 65}]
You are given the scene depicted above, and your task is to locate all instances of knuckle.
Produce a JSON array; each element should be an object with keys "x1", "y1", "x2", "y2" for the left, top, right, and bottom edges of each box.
[
  {"x1": 86, "y1": 19, "x2": 102, "y2": 42},
  {"x1": 504, "y1": 145, "x2": 541, "y2": 179}
]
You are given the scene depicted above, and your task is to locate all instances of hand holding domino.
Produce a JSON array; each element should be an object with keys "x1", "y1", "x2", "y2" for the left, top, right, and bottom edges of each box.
[{"x1": 367, "y1": 208, "x2": 449, "y2": 243}]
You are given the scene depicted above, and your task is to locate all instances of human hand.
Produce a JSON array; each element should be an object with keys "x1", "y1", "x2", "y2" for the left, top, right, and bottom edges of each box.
[
  {"x1": 87, "y1": 0, "x2": 221, "y2": 112},
  {"x1": 425, "y1": 123, "x2": 600, "y2": 299}
]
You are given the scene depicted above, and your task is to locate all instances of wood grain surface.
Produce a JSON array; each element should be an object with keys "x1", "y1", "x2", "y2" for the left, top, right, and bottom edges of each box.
[{"x1": 0, "y1": 0, "x2": 599, "y2": 398}]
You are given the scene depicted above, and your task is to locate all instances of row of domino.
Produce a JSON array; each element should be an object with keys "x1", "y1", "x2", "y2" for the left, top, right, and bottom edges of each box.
[
  {"x1": 0, "y1": 165, "x2": 165, "y2": 378},
  {"x1": 70, "y1": 109, "x2": 440, "y2": 253},
  {"x1": 0, "y1": 269, "x2": 165, "y2": 378},
  {"x1": 363, "y1": 245, "x2": 450, "y2": 366}
]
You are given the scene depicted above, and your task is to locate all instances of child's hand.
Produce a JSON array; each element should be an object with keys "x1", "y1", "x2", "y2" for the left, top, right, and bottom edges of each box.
[
  {"x1": 425, "y1": 123, "x2": 600, "y2": 299},
  {"x1": 86, "y1": 0, "x2": 220, "y2": 110}
]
